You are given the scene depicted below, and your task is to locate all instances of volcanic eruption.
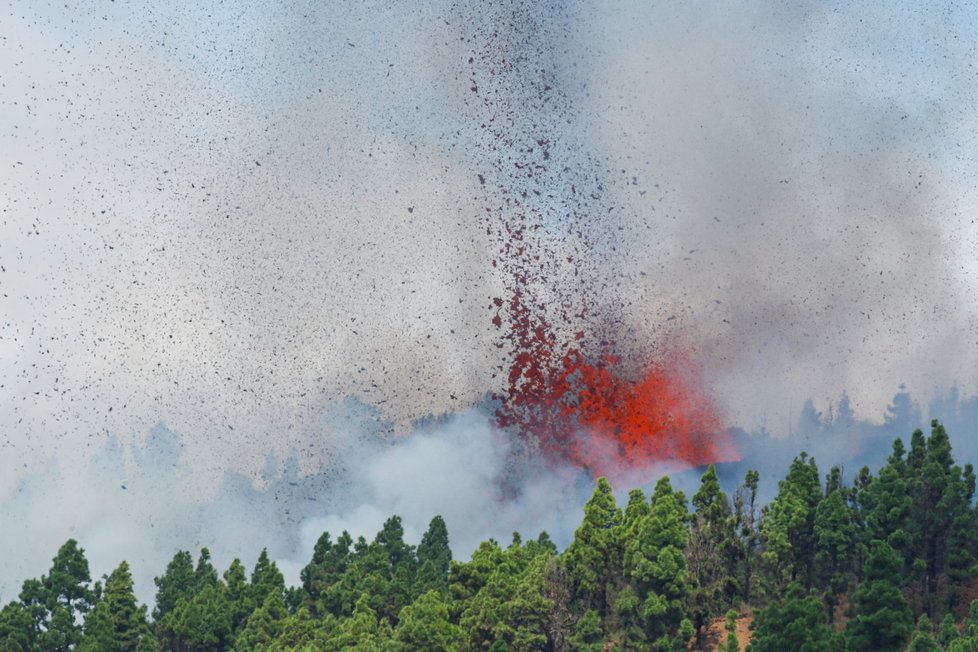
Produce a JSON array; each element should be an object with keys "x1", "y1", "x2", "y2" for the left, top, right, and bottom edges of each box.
[
  {"x1": 484, "y1": 186, "x2": 739, "y2": 482},
  {"x1": 463, "y1": 4, "x2": 739, "y2": 483}
]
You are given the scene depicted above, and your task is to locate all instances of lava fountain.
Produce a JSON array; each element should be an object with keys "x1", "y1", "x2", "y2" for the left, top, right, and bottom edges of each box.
[
  {"x1": 461, "y1": 3, "x2": 738, "y2": 483},
  {"x1": 491, "y1": 286, "x2": 738, "y2": 483}
]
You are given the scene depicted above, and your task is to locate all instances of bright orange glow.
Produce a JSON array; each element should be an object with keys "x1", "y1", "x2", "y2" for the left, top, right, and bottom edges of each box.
[{"x1": 493, "y1": 290, "x2": 738, "y2": 482}]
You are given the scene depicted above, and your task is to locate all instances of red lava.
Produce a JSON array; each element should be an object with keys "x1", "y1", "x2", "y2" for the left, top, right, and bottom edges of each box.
[
  {"x1": 465, "y1": 9, "x2": 738, "y2": 482},
  {"x1": 493, "y1": 291, "x2": 738, "y2": 483}
]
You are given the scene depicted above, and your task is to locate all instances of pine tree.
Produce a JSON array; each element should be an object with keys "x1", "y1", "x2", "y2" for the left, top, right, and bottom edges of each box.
[
  {"x1": 300, "y1": 530, "x2": 352, "y2": 616},
  {"x1": 622, "y1": 476, "x2": 689, "y2": 649},
  {"x1": 376, "y1": 516, "x2": 416, "y2": 574},
  {"x1": 158, "y1": 582, "x2": 233, "y2": 652},
  {"x1": 948, "y1": 637, "x2": 978, "y2": 652},
  {"x1": 721, "y1": 609, "x2": 740, "y2": 652},
  {"x1": 760, "y1": 454, "x2": 822, "y2": 595},
  {"x1": 80, "y1": 561, "x2": 150, "y2": 652},
  {"x1": 153, "y1": 550, "x2": 195, "y2": 621},
  {"x1": 450, "y1": 539, "x2": 504, "y2": 619},
  {"x1": 564, "y1": 478, "x2": 623, "y2": 617},
  {"x1": 458, "y1": 535, "x2": 552, "y2": 650},
  {"x1": 907, "y1": 614, "x2": 940, "y2": 652},
  {"x1": 813, "y1": 480, "x2": 855, "y2": 622},
  {"x1": 250, "y1": 549, "x2": 285, "y2": 606},
  {"x1": 569, "y1": 609, "x2": 602, "y2": 652},
  {"x1": 686, "y1": 465, "x2": 739, "y2": 639},
  {"x1": 393, "y1": 590, "x2": 463, "y2": 652},
  {"x1": 223, "y1": 559, "x2": 256, "y2": 636},
  {"x1": 541, "y1": 556, "x2": 573, "y2": 652},
  {"x1": 940, "y1": 612, "x2": 961, "y2": 649},
  {"x1": 621, "y1": 489, "x2": 650, "y2": 535},
  {"x1": 233, "y1": 590, "x2": 288, "y2": 651},
  {"x1": 946, "y1": 462, "x2": 977, "y2": 609},
  {"x1": 965, "y1": 599, "x2": 978, "y2": 638},
  {"x1": 734, "y1": 469, "x2": 761, "y2": 605},
  {"x1": 416, "y1": 516, "x2": 452, "y2": 595},
  {"x1": 845, "y1": 540, "x2": 913, "y2": 652},
  {"x1": 859, "y1": 439, "x2": 911, "y2": 556},
  {"x1": 903, "y1": 421, "x2": 974, "y2": 617},
  {"x1": 504, "y1": 553, "x2": 553, "y2": 650},
  {"x1": 458, "y1": 566, "x2": 512, "y2": 649},
  {"x1": 194, "y1": 548, "x2": 219, "y2": 593},
  {"x1": 949, "y1": 600, "x2": 978, "y2": 651},
  {"x1": 747, "y1": 584, "x2": 839, "y2": 652},
  {"x1": 325, "y1": 594, "x2": 387, "y2": 650},
  {"x1": 19, "y1": 539, "x2": 96, "y2": 652},
  {"x1": 269, "y1": 607, "x2": 335, "y2": 650},
  {"x1": 0, "y1": 600, "x2": 34, "y2": 652}
]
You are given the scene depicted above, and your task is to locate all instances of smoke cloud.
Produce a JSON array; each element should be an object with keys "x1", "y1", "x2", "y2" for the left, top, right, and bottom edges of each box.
[
  {"x1": 574, "y1": 2, "x2": 978, "y2": 429},
  {"x1": 0, "y1": 404, "x2": 598, "y2": 604},
  {"x1": 2, "y1": 0, "x2": 978, "y2": 604}
]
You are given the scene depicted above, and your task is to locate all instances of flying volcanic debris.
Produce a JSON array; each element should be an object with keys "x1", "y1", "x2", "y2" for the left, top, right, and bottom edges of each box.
[
  {"x1": 455, "y1": 2, "x2": 738, "y2": 482},
  {"x1": 5, "y1": 0, "x2": 978, "y2": 605}
]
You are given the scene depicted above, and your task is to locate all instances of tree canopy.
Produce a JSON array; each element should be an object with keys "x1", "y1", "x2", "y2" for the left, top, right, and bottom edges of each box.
[{"x1": 2, "y1": 420, "x2": 978, "y2": 651}]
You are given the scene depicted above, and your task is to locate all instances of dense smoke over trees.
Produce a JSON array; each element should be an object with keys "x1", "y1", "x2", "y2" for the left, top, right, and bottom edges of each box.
[
  {"x1": 3, "y1": 383, "x2": 978, "y2": 614},
  {"x1": 4, "y1": 6, "x2": 978, "y2": 640},
  {"x1": 4, "y1": 421, "x2": 978, "y2": 650}
]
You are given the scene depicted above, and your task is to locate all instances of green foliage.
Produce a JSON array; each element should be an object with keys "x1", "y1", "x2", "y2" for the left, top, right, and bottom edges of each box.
[
  {"x1": 323, "y1": 593, "x2": 389, "y2": 651},
  {"x1": 965, "y1": 599, "x2": 978, "y2": 638},
  {"x1": 300, "y1": 530, "x2": 353, "y2": 616},
  {"x1": 907, "y1": 614, "x2": 940, "y2": 652},
  {"x1": 393, "y1": 590, "x2": 462, "y2": 651},
  {"x1": 158, "y1": 584, "x2": 233, "y2": 652},
  {"x1": 733, "y1": 469, "x2": 761, "y2": 606},
  {"x1": 940, "y1": 612, "x2": 961, "y2": 649},
  {"x1": 457, "y1": 535, "x2": 554, "y2": 650},
  {"x1": 746, "y1": 585, "x2": 840, "y2": 652},
  {"x1": 623, "y1": 476, "x2": 689, "y2": 645},
  {"x1": 623, "y1": 488, "x2": 650, "y2": 528},
  {"x1": 759, "y1": 454, "x2": 822, "y2": 595},
  {"x1": 686, "y1": 465, "x2": 740, "y2": 637},
  {"x1": 905, "y1": 422, "x2": 976, "y2": 616},
  {"x1": 416, "y1": 516, "x2": 453, "y2": 596},
  {"x1": 153, "y1": 550, "x2": 195, "y2": 621},
  {"x1": 7, "y1": 423, "x2": 978, "y2": 652},
  {"x1": 948, "y1": 638, "x2": 978, "y2": 652},
  {"x1": 16, "y1": 539, "x2": 96, "y2": 652},
  {"x1": 813, "y1": 483, "x2": 855, "y2": 620},
  {"x1": 270, "y1": 607, "x2": 335, "y2": 650},
  {"x1": 569, "y1": 609, "x2": 602, "y2": 652},
  {"x1": 194, "y1": 548, "x2": 220, "y2": 592},
  {"x1": 450, "y1": 538, "x2": 505, "y2": 618},
  {"x1": 234, "y1": 590, "x2": 288, "y2": 651},
  {"x1": 0, "y1": 601, "x2": 34, "y2": 652},
  {"x1": 860, "y1": 439, "x2": 911, "y2": 553},
  {"x1": 950, "y1": 602, "x2": 978, "y2": 652},
  {"x1": 720, "y1": 609, "x2": 740, "y2": 652},
  {"x1": 250, "y1": 549, "x2": 286, "y2": 606},
  {"x1": 79, "y1": 561, "x2": 150, "y2": 652},
  {"x1": 845, "y1": 540, "x2": 912, "y2": 652},
  {"x1": 224, "y1": 558, "x2": 257, "y2": 634},
  {"x1": 564, "y1": 477, "x2": 624, "y2": 617}
]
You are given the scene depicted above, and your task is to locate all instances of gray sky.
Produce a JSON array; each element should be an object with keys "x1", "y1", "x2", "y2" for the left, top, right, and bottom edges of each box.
[{"x1": 3, "y1": 0, "x2": 978, "y2": 496}]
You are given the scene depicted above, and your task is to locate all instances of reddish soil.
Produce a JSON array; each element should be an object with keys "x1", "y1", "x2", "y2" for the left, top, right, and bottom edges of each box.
[{"x1": 694, "y1": 611, "x2": 753, "y2": 652}]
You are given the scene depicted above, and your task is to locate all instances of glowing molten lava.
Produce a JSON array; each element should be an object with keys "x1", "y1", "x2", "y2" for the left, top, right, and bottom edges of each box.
[
  {"x1": 465, "y1": 15, "x2": 737, "y2": 480},
  {"x1": 493, "y1": 291, "x2": 738, "y2": 482}
]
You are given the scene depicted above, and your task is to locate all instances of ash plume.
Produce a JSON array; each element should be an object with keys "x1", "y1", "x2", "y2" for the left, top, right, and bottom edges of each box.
[{"x1": 2, "y1": 0, "x2": 978, "y2": 605}]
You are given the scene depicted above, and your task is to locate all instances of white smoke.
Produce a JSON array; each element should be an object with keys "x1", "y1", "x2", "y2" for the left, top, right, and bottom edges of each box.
[
  {"x1": 0, "y1": 406, "x2": 601, "y2": 605},
  {"x1": 4, "y1": 0, "x2": 978, "y2": 612}
]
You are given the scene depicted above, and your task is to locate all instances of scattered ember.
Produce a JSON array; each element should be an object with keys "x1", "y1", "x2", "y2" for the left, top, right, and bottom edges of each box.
[
  {"x1": 464, "y1": 4, "x2": 738, "y2": 482},
  {"x1": 491, "y1": 288, "x2": 737, "y2": 481}
]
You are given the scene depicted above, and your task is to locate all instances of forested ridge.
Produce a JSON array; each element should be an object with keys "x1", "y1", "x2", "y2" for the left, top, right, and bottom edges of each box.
[{"x1": 4, "y1": 420, "x2": 978, "y2": 651}]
